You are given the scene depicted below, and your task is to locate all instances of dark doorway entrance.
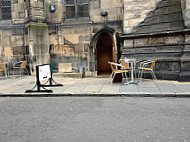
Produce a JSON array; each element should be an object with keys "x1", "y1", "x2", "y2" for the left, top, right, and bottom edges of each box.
[{"x1": 96, "y1": 34, "x2": 113, "y2": 75}]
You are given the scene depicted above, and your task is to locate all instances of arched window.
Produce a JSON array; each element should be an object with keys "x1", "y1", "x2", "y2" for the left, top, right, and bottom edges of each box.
[
  {"x1": 1, "y1": 0, "x2": 12, "y2": 20},
  {"x1": 65, "y1": 0, "x2": 89, "y2": 20}
]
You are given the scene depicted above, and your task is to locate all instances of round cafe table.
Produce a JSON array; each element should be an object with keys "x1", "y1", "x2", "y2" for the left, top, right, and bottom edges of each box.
[{"x1": 124, "y1": 59, "x2": 139, "y2": 85}]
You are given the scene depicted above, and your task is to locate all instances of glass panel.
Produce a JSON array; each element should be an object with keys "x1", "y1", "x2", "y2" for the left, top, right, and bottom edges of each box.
[
  {"x1": 2, "y1": 7, "x2": 12, "y2": 20},
  {"x1": 78, "y1": 4, "x2": 89, "y2": 18},
  {"x1": 66, "y1": 6, "x2": 76, "y2": 19},
  {"x1": 1, "y1": 1, "x2": 11, "y2": 7},
  {"x1": 78, "y1": 0, "x2": 88, "y2": 4},
  {"x1": 65, "y1": 0, "x2": 75, "y2": 5},
  {"x1": 1, "y1": 0, "x2": 12, "y2": 20}
]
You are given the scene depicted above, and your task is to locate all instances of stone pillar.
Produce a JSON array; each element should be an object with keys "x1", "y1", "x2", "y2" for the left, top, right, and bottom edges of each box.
[
  {"x1": 28, "y1": 39, "x2": 35, "y2": 75},
  {"x1": 180, "y1": 33, "x2": 190, "y2": 81},
  {"x1": 180, "y1": 0, "x2": 190, "y2": 81},
  {"x1": 182, "y1": 0, "x2": 190, "y2": 28}
]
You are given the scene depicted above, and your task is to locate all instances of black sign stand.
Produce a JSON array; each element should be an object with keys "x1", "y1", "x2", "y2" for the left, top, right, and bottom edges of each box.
[{"x1": 25, "y1": 64, "x2": 63, "y2": 93}]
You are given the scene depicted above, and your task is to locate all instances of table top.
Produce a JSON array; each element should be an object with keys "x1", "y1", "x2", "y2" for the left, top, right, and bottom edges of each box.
[{"x1": 124, "y1": 58, "x2": 136, "y2": 63}]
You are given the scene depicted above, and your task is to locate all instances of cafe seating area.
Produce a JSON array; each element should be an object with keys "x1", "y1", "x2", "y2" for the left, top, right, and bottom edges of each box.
[
  {"x1": 13, "y1": 61, "x2": 29, "y2": 77},
  {"x1": 108, "y1": 61, "x2": 128, "y2": 84},
  {"x1": 0, "y1": 57, "x2": 157, "y2": 84},
  {"x1": 0, "y1": 60, "x2": 29, "y2": 79},
  {"x1": 108, "y1": 58, "x2": 157, "y2": 85}
]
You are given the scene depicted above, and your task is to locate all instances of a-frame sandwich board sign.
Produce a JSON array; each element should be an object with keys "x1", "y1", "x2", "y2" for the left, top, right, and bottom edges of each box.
[{"x1": 25, "y1": 64, "x2": 63, "y2": 93}]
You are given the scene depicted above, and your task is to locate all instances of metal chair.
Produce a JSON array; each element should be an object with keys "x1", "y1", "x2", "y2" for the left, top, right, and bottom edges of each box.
[
  {"x1": 138, "y1": 59, "x2": 157, "y2": 80},
  {"x1": 0, "y1": 63, "x2": 8, "y2": 79},
  {"x1": 13, "y1": 61, "x2": 29, "y2": 77},
  {"x1": 108, "y1": 61, "x2": 128, "y2": 84}
]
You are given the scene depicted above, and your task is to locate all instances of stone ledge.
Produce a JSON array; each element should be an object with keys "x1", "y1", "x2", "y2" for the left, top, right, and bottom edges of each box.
[{"x1": 52, "y1": 73, "x2": 84, "y2": 78}]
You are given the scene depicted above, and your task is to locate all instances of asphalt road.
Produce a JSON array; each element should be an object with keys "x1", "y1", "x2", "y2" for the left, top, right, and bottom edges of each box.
[{"x1": 0, "y1": 97, "x2": 190, "y2": 142}]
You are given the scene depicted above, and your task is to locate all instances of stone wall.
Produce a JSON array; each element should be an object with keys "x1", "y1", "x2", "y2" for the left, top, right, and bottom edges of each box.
[
  {"x1": 46, "y1": 0, "x2": 123, "y2": 72},
  {"x1": 121, "y1": 0, "x2": 189, "y2": 81},
  {"x1": 179, "y1": 0, "x2": 190, "y2": 81},
  {"x1": 90, "y1": 0, "x2": 123, "y2": 22},
  {"x1": 122, "y1": 33, "x2": 185, "y2": 80},
  {"x1": 0, "y1": 28, "x2": 25, "y2": 58},
  {"x1": 123, "y1": 0, "x2": 162, "y2": 34},
  {"x1": 12, "y1": 0, "x2": 29, "y2": 24}
]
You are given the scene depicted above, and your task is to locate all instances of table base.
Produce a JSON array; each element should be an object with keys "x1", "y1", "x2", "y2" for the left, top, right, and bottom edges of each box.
[{"x1": 124, "y1": 80, "x2": 139, "y2": 85}]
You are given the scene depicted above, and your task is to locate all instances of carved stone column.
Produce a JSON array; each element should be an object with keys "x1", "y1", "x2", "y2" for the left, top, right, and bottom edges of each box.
[
  {"x1": 180, "y1": 0, "x2": 190, "y2": 81},
  {"x1": 182, "y1": 0, "x2": 190, "y2": 28}
]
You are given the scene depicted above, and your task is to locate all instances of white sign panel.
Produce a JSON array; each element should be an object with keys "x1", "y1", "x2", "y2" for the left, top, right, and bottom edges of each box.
[{"x1": 38, "y1": 64, "x2": 51, "y2": 81}]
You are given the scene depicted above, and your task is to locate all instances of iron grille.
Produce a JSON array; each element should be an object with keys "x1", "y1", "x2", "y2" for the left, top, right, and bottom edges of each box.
[
  {"x1": 1, "y1": 0, "x2": 12, "y2": 20},
  {"x1": 65, "y1": 0, "x2": 75, "y2": 19},
  {"x1": 65, "y1": 0, "x2": 89, "y2": 19},
  {"x1": 66, "y1": 6, "x2": 76, "y2": 19},
  {"x1": 66, "y1": 0, "x2": 75, "y2": 5},
  {"x1": 78, "y1": 3, "x2": 89, "y2": 18},
  {"x1": 78, "y1": 0, "x2": 88, "y2": 4}
]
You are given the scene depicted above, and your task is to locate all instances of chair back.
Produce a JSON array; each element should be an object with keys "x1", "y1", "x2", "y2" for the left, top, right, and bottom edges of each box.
[
  {"x1": 120, "y1": 59, "x2": 130, "y2": 69},
  {"x1": 108, "y1": 61, "x2": 115, "y2": 71},
  {"x1": 21, "y1": 61, "x2": 27, "y2": 69},
  {"x1": 0, "y1": 63, "x2": 5, "y2": 71},
  {"x1": 150, "y1": 59, "x2": 156, "y2": 70}
]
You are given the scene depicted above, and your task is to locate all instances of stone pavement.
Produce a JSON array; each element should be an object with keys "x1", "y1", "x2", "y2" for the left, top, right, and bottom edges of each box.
[{"x1": 0, "y1": 75, "x2": 190, "y2": 97}]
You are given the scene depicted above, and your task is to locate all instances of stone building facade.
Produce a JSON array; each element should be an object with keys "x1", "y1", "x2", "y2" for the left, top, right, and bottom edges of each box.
[
  {"x1": 121, "y1": 0, "x2": 190, "y2": 81},
  {"x1": 0, "y1": 0, "x2": 190, "y2": 81},
  {"x1": 0, "y1": 0, "x2": 123, "y2": 76}
]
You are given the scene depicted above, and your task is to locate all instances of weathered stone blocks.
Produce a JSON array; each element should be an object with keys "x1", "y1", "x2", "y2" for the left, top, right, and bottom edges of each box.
[{"x1": 58, "y1": 63, "x2": 72, "y2": 73}]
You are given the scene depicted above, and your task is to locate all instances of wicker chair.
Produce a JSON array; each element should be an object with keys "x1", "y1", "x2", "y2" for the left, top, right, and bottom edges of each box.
[
  {"x1": 13, "y1": 61, "x2": 29, "y2": 76},
  {"x1": 138, "y1": 59, "x2": 157, "y2": 80},
  {"x1": 0, "y1": 63, "x2": 8, "y2": 78},
  {"x1": 108, "y1": 61, "x2": 128, "y2": 84}
]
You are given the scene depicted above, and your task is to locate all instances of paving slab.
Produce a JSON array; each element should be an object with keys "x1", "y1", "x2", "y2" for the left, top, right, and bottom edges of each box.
[
  {"x1": 0, "y1": 75, "x2": 190, "y2": 97},
  {"x1": 155, "y1": 81, "x2": 182, "y2": 93},
  {"x1": 171, "y1": 81, "x2": 190, "y2": 93},
  {"x1": 100, "y1": 84, "x2": 121, "y2": 93},
  {"x1": 120, "y1": 84, "x2": 139, "y2": 93}
]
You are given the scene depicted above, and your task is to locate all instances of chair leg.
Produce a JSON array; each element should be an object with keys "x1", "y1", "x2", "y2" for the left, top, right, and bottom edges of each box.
[
  {"x1": 134, "y1": 65, "x2": 137, "y2": 78},
  {"x1": 7, "y1": 68, "x2": 9, "y2": 78},
  {"x1": 122, "y1": 72, "x2": 124, "y2": 79},
  {"x1": 138, "y1": 69, "x2": 141, "y2": 78},
  {"x1": 112, "y1": 73, "x2": 116, "y2": 84},
  {"x1": 140, "y1": 69, "x2": 144, "y2": 82},
  {"x1": 110, "y1": 72, "x2": 114, "y2": 84},
  {"x1": 153, "y1": 73, "x2": 157, "y2": 80},
  {"x1": 150, "y1": 71, "x2": 154, "y2": 79},
  {"x1": 122, "y1": 72, "x2": 126, "y2": 82},
  {"x1": 25, "y1": 68, "x2": 29, "y2": 75},
  {"x1": 124, "y1": 71, "x2": 128, "y2": 82},
  {"x1": 151, "y1": 70, "x2": 157, "y2": 80},
  {"x1": 13, "y1": 69, "x2": 14, "y2": 76}
]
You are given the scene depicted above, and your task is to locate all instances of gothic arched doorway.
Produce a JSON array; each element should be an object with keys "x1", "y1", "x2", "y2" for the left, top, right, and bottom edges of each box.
[{"x1": 96, "y1": 33, "x2": 113, "y2": 75}]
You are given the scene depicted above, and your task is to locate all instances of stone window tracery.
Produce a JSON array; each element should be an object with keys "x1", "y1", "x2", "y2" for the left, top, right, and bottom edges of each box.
[
  {"x1": 0, "y1": 0, "x2": 12, "y2": 20},
  {"x1": 65, "y1": 0, "x2": 89, "y2": 20}
]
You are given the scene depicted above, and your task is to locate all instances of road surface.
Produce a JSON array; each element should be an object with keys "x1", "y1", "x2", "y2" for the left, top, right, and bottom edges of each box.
[{"x1": 0, "y1": 97, "x2": 190, "y2": 142}]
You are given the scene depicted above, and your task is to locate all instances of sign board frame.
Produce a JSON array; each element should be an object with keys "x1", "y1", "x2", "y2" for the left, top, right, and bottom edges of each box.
[{"x1": 25, "y1": 64, "x2": 63, "y2": 93}]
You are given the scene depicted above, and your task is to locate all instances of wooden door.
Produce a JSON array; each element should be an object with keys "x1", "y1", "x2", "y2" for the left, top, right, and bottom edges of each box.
[{"x1": 96, "y1": 34, "x2": 112, "y2": 75}]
